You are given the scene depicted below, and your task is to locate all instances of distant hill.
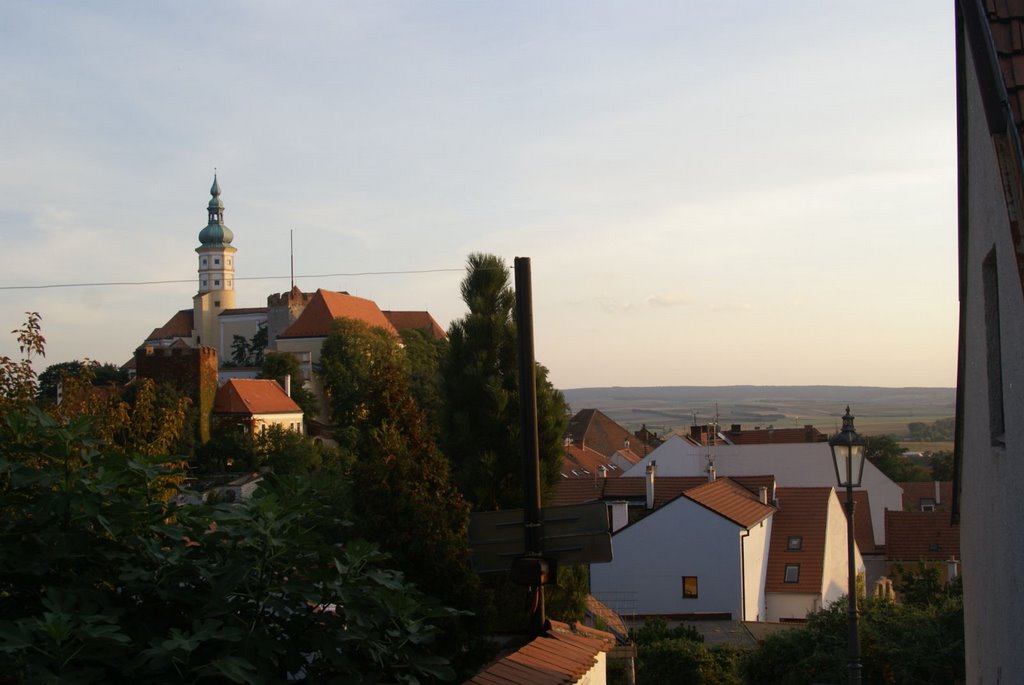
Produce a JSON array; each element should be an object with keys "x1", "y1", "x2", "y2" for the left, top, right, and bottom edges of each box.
[{"x1": 561, "y1": 386, "x2": 956, "y2": 437}]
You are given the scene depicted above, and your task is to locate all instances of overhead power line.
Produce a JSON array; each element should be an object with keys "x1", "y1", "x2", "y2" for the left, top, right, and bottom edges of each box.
[{"x1": 0, "y1": 268, "x2": 467, "y2": 292}]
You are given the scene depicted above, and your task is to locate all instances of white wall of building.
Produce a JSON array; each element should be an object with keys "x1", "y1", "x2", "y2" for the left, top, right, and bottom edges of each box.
[
  {"x1": 766, "y1": 592, "x2": 820, "y2": 622},
  {"x1": 591, "y1": 495, "x2": 756, "y2": 618},
  {"x1": 821, "y1": 489, "x2": 863, "y2": 607},
  {"x1": 624, "y1": 437, "x2": 900, "y2": 547},
  {"x1": 742, "y1": 517, "x2": 772, "y2": 621},
  {"x1": 960, "y1": 31, "x2": 1024, "y2": 682}
]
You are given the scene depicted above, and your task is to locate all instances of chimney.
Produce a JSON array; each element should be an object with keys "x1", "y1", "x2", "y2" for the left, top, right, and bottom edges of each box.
[
  {"x1": 935, "y1": 480, "x2": 942, "y2": 505},
  {"x1": 645, "y1": 461, "x2": 657, "y2": 510},
  {"x1": 284, "y1": 374, "x2": 292, "y2": 397},
  {"x1": 759, "y1": 486, "x2": 768, "y2": 504}
]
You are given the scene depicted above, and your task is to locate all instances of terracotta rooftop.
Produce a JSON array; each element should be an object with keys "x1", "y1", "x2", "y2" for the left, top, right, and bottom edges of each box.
[
  {"x1": 278, "y1": 288, "x2": 398, "y2": 339},
  {"x1": 145, "y1": 309, "x2": 194, "y2": 341},
  {"x1": 987, "y1": 0, "x2": 1024, "y2": 139},
  {"x1": 552, "y1": 474, "x2": 777, "y2": 508},
  {"x1": 565, "y1": 409, "x2": 655, "y2": 458},
  {"x1": 584, "y1": 596, "x2": 628, "y2": 644},
  {"x1": 852, "y1": 490, "x2": 877, "y2": 555},
  {"x1": 381, "y1": 310, "x2": 446, "y2": 340},
  {"x1": 561, "y1": 443, "x2": 631, "y2": 479},
  {"x1": 898, "y1": 481, "x2": 955, "y2": 512},
  {"x1": 683, "y1": 477, "x2": 775, "y2": 529},
  {"x1": 464, "y1": 621, "x2": 614, "y2": 685},
  {"x1": 765, "y1": 487, "x2": 833, "y2": 594},
  {"x1": 213, "y1": 379, "x2": 302, "y2": 416},
  {"x1": 722, "y1": 424, "x2": 828, "y2": 445},
  {"x1": 219, "y1": 307, "x2": 268, "y2": 317},
  {"x1": 885, "y1": 510, "x2": 961, "y2": 562}
]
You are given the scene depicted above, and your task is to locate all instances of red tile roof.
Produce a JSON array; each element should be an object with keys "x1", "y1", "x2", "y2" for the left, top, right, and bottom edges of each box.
[
  {"x1": 464, "y1": 621, "x2": 614, "y2": 685},
  {"x1": 584, "y1": 596, "x2": 628, "y2": 644},
  {"x1": 213, "y1": 379, "x2": 302, "y2": 415},
  {"x1": 278, "y1": 289, "x2": 398, "y2": 339},
  {"x1": 562, "y1": 443, "x2": 629, "y2": 479},
  {"x1": 146, "y1": 309, "x2": 194, "y2": 341},
  {"x1": 683, "y1": 478, "x2": 775, "y2": 529},
  {"x1": 219, "y1": 307, "x2": 268, "y2": 317},
  {"x1": 765, "y1": 487, "x2": 833, "y2": 594},
  {"x1": 381, "y1": 310, "x2": 446, "y2": 339},
  {"x1": 552, "y1": 474, "x2": 778, "y2": 509},
  {"x1": 566, "y1": 409, "x2": 654, "y2": 458},
  {"x1": 852, "y1": 490, "x2": 877, "y2": 555},
  {"x1": 898, "y1": 481, "x2": 954, "y2": 512},
  {"x1": 987, "y1": 0, "x2": 1024, "y2": 139},
  {"x1": 722, "y1": 425, "x2": 828, "y2": 445},
  {"x1": 885, "y1": 511, "x2": 961, "y2": 562}
]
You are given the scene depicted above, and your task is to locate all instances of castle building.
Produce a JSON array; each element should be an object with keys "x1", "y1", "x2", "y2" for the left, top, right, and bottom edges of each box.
[{"x1": 135, "y1": 176, "x2": 446, "y2": 440}]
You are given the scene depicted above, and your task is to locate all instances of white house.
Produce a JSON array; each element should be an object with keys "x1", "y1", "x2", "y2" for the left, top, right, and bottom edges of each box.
[
  {"x1": 590, "y1": 477, "x2": 774, "y2": 621},
  {"x1": 212, "y1": 378, "x2": 304, "y2": 435},
  {"x1": 623, "y1": 436, "x2": 901, "y2": 548},
  {"x1": 765, "y1": 487, "x2": 865, "y2": 622},
  {"x1": 956, "y1": 2, "x2": 1024, "y2": 680}
]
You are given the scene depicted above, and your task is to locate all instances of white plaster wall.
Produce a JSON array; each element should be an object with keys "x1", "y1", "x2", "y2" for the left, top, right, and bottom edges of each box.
[
  {"x1": 590, "y1": 496, "x2": 743, "y2": 617},
  {"x1": 961, "y1": 38, "x2": 1024, "y2": 684},
  {"x1": 742, "y1": 516, "x2": 771, "y2": 621},
  {"x1": 577, "y1": 652, "x2": 607, "y2": 685},
  {"x1": 626, "y1": 439, "x2": 900, "y2": 547},
  {"x1": 820, "y1": 489, "x2": 864, "y2": 607},
  {"x1": 766, "y1": 592, "x2": 819, "y2": 622}
]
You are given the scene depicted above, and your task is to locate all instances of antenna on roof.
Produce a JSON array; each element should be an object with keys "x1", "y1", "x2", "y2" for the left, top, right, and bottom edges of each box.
[{"x1": 290, "y1": 229, "x2": 294, "y2": 289}]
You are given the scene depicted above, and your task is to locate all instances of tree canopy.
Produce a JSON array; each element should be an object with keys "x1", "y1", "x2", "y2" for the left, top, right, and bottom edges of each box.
[{"x1": 441, "y1": 253, "x2": 568, "y2": 510}]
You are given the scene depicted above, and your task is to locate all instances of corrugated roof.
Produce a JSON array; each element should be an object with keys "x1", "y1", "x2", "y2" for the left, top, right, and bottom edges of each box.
[
  {"x1": 683, "y1": 478, "x2": 775, "y2": 529},
  {"x1": 146, "y1": 309, "x2": 194, "y2": 341},
  {"x1": 213, "y1": 378, "x2": 302, "y2": 415},
  {"x1": 278, "y1": 289, "x2": 398, "y2": 339},
  {"x1": 381, "y1": 310, "x2": 446, "y2": 339},
  {"x1": 765, "y1": 487, "x2": 832, "y2": 594},
  {"x1": 464, "y1": 621, "x2": 614, "y2": 685},
  {"x1": 885, "y1": 510, "x2": 961, "y2": 562}
]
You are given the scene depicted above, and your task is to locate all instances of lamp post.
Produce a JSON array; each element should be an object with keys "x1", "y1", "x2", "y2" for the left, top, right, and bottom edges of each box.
[{"x1": 829, "y1": 406, "x2": 865, "y2": 685}]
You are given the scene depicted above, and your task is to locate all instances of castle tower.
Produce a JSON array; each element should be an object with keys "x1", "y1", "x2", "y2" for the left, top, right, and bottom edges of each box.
[{"x1": 193, "y1": 175, "x2": 237, "y2": 354}]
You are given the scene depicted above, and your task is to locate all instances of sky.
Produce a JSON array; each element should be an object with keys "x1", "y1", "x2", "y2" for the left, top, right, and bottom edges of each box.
[{"x1": 0, "y1": 1, "x2": 957, "y2": 390}]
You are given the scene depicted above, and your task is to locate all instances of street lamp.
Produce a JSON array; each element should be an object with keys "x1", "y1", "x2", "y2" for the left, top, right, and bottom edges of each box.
[{"x1": 829, "y1": 406, "x2": 866, "y2": 685}]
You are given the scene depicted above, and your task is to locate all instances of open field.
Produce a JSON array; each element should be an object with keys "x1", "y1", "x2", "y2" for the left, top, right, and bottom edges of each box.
[{"x1": 562, "y1": 385, "x2": 955, "y2": 440}]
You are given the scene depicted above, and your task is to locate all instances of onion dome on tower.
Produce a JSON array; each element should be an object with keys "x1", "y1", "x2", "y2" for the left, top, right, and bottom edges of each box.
[{"x1": 198, "y1": 175, "x2": 234, "y2": 247}]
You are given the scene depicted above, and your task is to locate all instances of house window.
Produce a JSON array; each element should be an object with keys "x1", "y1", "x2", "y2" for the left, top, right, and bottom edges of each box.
[
  {"x1": 227, "y1": 258, "x2": 232, "y2": 266},
  {"x1": 787, "y1": 536, "x2": 803, "y2": 551},
  {"x1": 982, "y1": 249, "x2": 1005, "y2": 447},
  {"x1": 214, "y1": 280, "x2": 220, "y2": 287},
  {"x1": 682, "y1": 576, "x2": 698, "y2": 598},
  {"x1": 202, "y1": 280, "x2": 208, "y2": 288},
  {"x1": 929, "y1": 543, "x2": 941, "y2": 553},
  {"x1": 202, "y1": 257, "x2": 208, "y2": 266},
  {"x1": 920, "y1": 498, "x2": 936, "y2": 512},
  {"x1": 214, "y1": 300, "x2": 220, "y2": 307},
  {"x1": 784, "y1": 564, "x2": 800, "y2": 583},
  {"x1": 214, "y1": 258, "x2": 220, "y2": 265}
]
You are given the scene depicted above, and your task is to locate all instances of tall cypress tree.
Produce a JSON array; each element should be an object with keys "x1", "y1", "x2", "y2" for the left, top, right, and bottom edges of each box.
[{"x1": 442, "y1": 253, "x2": 568, "y2": 511}]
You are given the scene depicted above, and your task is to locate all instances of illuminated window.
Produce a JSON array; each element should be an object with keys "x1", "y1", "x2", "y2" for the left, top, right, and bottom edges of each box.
[{"x1": 682, "y1": 576, "x2": 698, "y2": 598}]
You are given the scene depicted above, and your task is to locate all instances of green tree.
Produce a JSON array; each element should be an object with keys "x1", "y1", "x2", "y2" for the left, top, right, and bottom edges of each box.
[
  {"x1": 37, "y1": 360, "x2": 127, "y2": 406},
  {"x1": 400, "y1": 328, "x2": 447, "y2": 442},
  {"x1": 0, "y1": 312, "x2": 44, "y2": 411},
  {"x1": 866, "y1": 435, "x2": 928, "y2": 482},
  {"x1": 441, "y1": 253, "x2": 569, "y2": 510},
  {"x1": 0, "y1": 409, "x2": 459, "y2": 683},
  {"x1": 259, "y1": 351, "x2": 319, "y2": 420},
  {"x1": 929, "y1": 450, "x2": 954, "y2": 480},
  {"x1": 319, "y1": 316, "x2": 485, "y2": 671}
]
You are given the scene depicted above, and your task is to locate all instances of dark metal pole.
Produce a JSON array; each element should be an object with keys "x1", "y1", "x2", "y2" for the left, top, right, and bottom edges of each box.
[
  {"x1": 845, "y1": 484, "x2": 862, "y2": 685},
  {"x1": 514, "y1": 257, "x2": 544, "y2": 635}
]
